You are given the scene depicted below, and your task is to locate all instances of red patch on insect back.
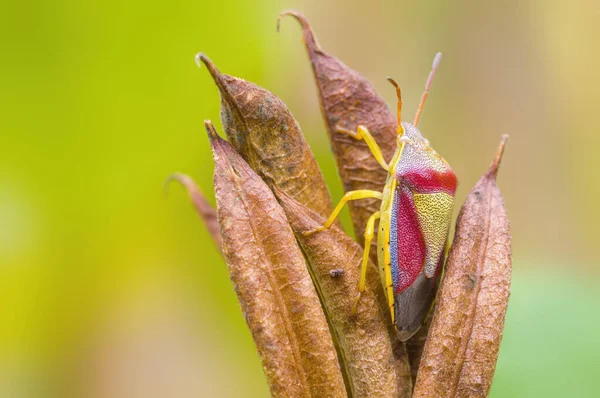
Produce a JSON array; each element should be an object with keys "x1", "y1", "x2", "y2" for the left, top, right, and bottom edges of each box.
[
  {"x1": 393, "y1": 186, "x2": 426, "y2": 293},
  {"x1": 403, "y1": 168, "x2": 457, "y2": 196}
]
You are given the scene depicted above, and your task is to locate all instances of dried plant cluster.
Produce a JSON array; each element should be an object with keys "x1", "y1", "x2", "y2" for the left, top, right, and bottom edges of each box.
[{"x1": 168, "y1": 10, "x2": 512, "y2": 398}]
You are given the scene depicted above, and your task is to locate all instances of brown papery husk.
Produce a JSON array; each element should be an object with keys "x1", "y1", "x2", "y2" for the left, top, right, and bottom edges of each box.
[
  {"x1": 278, "y1": 10, "x2": 397, "y2": 249},
  {"x1": 197, "y1": 53, "x2": 335, "y2": 223},
  {"x1": 207, "y1": 120, "x2": 346, "y2": 398},
  {"x1": 276, "y1": 189, "x2": 412, "y2": 398},
  {"x1": 165, "y1": 173, "x2": 222, "y2": 252},
  {"x1": 413, "y1": 136, "x2": 512, "y2": 398}
]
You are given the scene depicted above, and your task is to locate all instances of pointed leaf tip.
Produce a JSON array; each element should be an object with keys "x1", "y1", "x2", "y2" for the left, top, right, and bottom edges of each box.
[
  {"x1": 194, "y1": 52, "x2": 203, "y2": 68},
  {"x1": 207, "y1": 54, "x2": 335, "y2": 222},
  {"x1": 487, "y1": 134, "x2": 509, "y2": 179},
  {"x1": 164, "y1": 172, "x2": 196, "y2": 197},
  {"x1": 195, "y1": 52, "x2": 222, "y2": 83},
  {"x1": 163, "y1": 172, "x2": 183, "y2": 198},
  {"x1": 204, "y1": 119, "x2": 219, "y2": 141},
  {"x1": 164, "y1": 172, "x2": 222, "y2": 251},
  {"x1": 277, "y1": 10, "x2": 321, "y2": 51},
  {"x1": 276, "y1": 12, "x2": 284, "y2": 32}
]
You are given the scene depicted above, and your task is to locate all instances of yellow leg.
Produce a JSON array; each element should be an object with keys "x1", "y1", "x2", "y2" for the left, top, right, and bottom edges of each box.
[
  {"x1": 336, "y1": 125, "x2": 388, "y2": 170},
  {"x1": 353, "y1": 211, "x2": 380, "y2": 314},
  {"x1": 308, "y1": 190, "x2": 383, "y2": 236}
]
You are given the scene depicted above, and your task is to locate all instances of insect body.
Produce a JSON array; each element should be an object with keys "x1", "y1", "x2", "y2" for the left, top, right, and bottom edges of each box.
[{"x1": 314, "y1": 53, "x2": 457, "y2": 340}]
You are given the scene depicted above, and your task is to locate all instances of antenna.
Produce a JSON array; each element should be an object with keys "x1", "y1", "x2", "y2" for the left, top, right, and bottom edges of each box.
[
  {"x1": 414, "y1": 52, "x2": 442, "y2": 126},
  {"x1": 387, "y1": 77, "x2": 402, "y2": 127}
]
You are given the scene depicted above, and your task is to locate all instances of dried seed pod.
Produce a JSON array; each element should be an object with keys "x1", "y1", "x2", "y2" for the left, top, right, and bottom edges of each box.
[
  {"x1": 165, "y1": 173, "x2": 222, "y2": 251},
  {"x1": 207, "y1": 120, "x2": 346, "y2": 398},
  {"x1": 413, "y1": 136, "x2": 512, "y2": 398},
  {"x1": 278, "y1": 10, "x2": 397, "y2": 247},
  {"x1": 276, "y1": 189, "x2": 412, "y2": 398},
  {"x1": 197, "y1": 53, "x2": 334, "y2": 222}
]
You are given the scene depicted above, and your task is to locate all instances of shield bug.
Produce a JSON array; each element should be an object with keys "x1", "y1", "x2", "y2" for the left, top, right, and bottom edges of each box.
[{"x1": 312, "y1": 52, "x2": 457, "y2": 340}]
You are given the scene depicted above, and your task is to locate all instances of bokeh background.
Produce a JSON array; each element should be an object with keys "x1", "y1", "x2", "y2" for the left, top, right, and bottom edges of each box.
[{"x1": 2, "y1": 0, "x2": 599, "y2": 397}]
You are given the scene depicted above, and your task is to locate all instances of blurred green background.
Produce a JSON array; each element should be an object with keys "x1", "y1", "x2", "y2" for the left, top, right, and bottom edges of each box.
[{"x1": 1, "y1": 0, "x2": 599, "y2": 397}]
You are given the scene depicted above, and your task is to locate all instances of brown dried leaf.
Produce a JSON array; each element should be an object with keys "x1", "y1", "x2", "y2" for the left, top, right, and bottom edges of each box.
[
  {"x1": 413, "y1": 136, "x2": 512, "y2": 398},
  {"x1": 165, "y1": 173, "x2": 222, "y2": 251},
  {"x1": 275, "y1": 189, "x2": 412, "y2": 398},
  {"x1": 207, "y1": 120, "x2": 346, "y2": 398},
  {"x1": 197, "y1": 53, "x2": 335, "y2": 222},
  {"x1": 278, "y1": 10, "x2": 397, "y2": 247}
]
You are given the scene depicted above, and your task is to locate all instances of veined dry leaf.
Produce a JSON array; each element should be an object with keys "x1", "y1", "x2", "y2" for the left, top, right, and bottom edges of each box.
[
  {"x1": 164, "y1": 172, "x2": 222, "y2": 251},
  {"x1": 207, "y1": 120, "x2": 346, "y2": 398},
  {"x1": 197, "y1": 53, "x2": 335, "y2": 222},
  {"x1": 413, "y1": 136, "x2": 512, "y2": 398},
  {"x1": 276, "y1": 189, "x2": 412, "y2": 398},
  {"x1": 278, "y1": 10, "x2": 397, "y2": 247}
]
